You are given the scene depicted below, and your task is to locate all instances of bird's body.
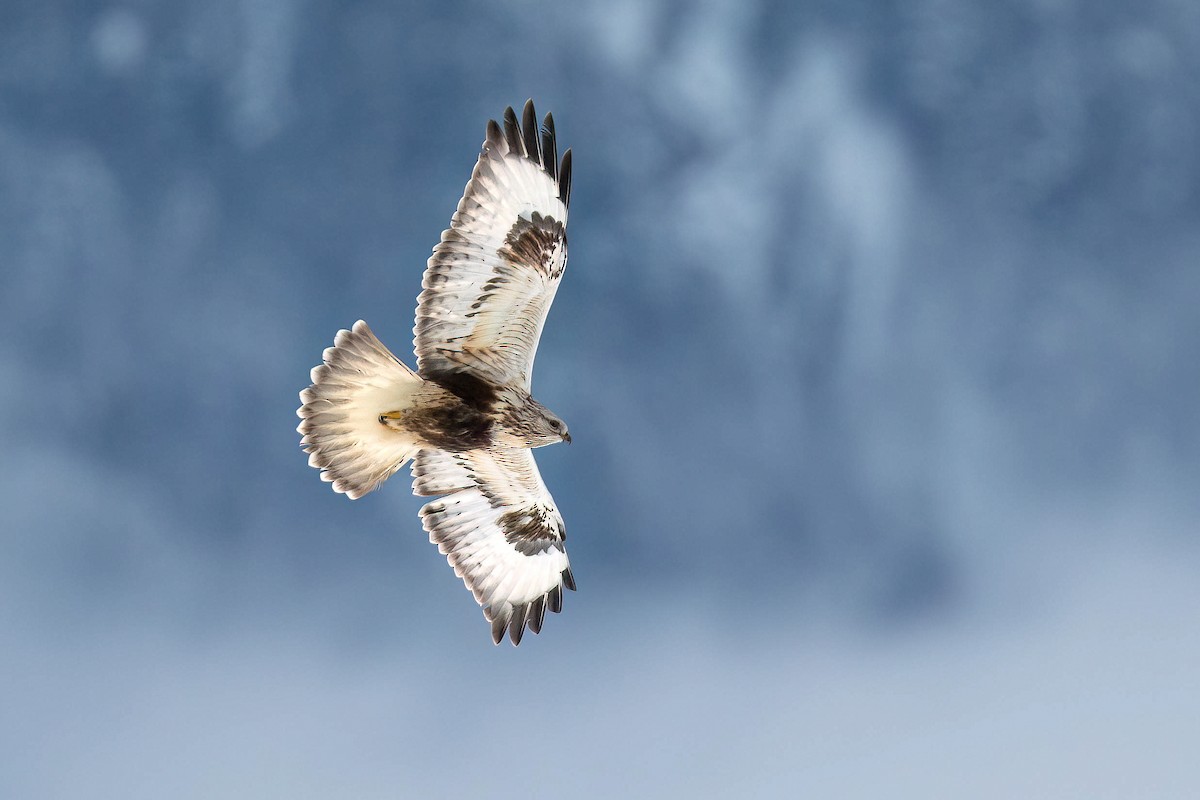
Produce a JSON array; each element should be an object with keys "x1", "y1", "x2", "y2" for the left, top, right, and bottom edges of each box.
[
  {"x1": 297, "y1": 101, "x2": 575, "y2": 645},
  {"x1": 380, "y1": 373, "x2": 559, "y2": 454}
]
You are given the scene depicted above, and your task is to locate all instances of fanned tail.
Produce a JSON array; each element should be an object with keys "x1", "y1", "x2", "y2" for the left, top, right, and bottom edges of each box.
[{"x1": 298, "y1": 320, "x2": 424, "y2": 499}]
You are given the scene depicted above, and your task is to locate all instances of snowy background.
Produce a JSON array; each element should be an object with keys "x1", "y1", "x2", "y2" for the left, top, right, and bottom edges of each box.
[{"x1": 2, "y1": 1, "x2": 1198, "y2": 797}]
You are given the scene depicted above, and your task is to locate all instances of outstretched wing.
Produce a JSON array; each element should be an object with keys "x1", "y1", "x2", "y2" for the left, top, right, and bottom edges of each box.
[
  {"x1": 414, "y1": 99, "x2": 572, "y2": 391},
  {"x1": 412, "y1": 445, "x2": 575, "y2": 645}
]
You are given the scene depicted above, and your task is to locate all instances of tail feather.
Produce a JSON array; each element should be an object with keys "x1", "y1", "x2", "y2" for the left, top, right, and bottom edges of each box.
[{"x1": 298, "y1": 320, "x2": 423, "y2": 499}]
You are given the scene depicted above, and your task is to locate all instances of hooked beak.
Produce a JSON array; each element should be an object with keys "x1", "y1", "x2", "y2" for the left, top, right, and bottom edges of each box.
[{"x1": 562, "y1": 431, "x2": 572, "y2": 444}]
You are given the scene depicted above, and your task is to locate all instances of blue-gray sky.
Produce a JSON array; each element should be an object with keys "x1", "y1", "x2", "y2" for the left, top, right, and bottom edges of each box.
[{"x1": 2, "y1": 1, "x2": 1198, "y2": 797}]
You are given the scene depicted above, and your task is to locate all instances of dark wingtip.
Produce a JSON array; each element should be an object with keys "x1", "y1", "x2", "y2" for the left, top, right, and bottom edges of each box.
[
  {"x1": 521, "y1": 100, "x2": 541, "y2": 163},
  {"x1": 502, "y1": 106, "x2": 523, "y2": 155},
  {"x1": 558, "y1": 148, "x2": 572, "y2": 207},
  {"x1": 484, "y1": 104, "x2": 568, "y2": 201},
  {"x1": 485, "y1": 118, "x2": 503, "y2": 149},
  {"x1": 490, "y1": 615, "x2": 505, "y2": 645},
  {"x1": 528, "y1": 596, "x2": 546, "y2": 634},
  {"x1": 548, "y1": 584, "x2": 562, "y2": 613},
  {"x1": 508, "y1": 605, "x2": 528, "y2": 645},
  {"x1": 562, "y1": 566, "x2": 576, "y2": 592},
  {"x1": 540, "y1": 112, "x2": 558, "y2": 180}
]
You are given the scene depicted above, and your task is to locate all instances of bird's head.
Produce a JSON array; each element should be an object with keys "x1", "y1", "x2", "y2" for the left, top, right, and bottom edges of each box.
[
  {"x1": 505, "y1": 396, "x2": 570, "y2": 447},
  {"x1": 545, "y1": 411, "x2": 571, "y2": 446}
]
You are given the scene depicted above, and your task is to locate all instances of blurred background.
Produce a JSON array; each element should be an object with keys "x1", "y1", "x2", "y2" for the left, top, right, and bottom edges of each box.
[{"x1": 2, "y1": 1, "x2": 1198, "y2": 797}]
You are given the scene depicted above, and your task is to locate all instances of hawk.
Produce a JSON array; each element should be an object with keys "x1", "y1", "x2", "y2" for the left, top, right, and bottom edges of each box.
[{"x1": 297, "y1": 101, "x2": 575, "y2": 646}]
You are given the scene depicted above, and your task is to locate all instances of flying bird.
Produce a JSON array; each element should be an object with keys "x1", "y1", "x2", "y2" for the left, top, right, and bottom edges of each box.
[{"x1": 297, "y1": 100, "x2": 574, "y2": 646}]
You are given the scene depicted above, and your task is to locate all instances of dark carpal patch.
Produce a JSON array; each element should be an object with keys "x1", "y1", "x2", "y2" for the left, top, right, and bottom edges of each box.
[
  {"x1": 499, "y1": 213, "x2": 566, "y2": 279},
  {"x1": 498, "y1": 507, "x2": 565, "y2": 555}
]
